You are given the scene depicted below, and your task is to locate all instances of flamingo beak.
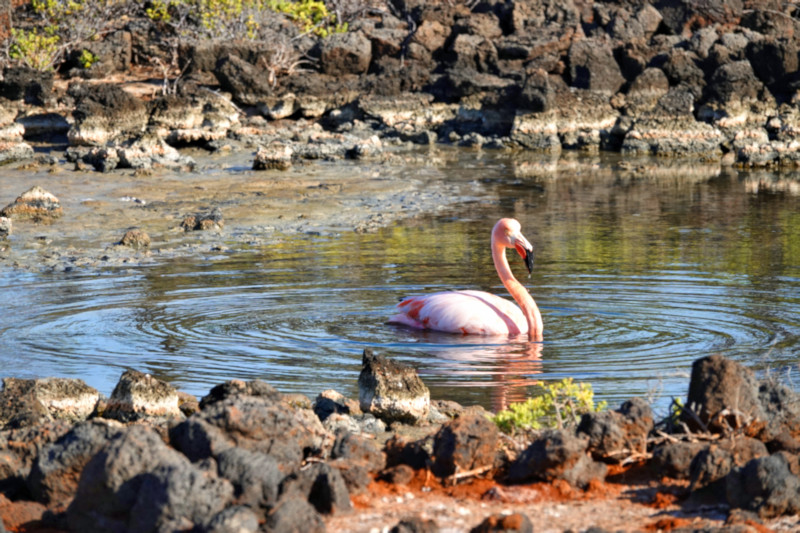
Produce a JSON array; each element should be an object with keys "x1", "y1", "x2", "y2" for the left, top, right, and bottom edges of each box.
[{"x1": 513, "y1": 234, "x2": 535, "y2": 274}]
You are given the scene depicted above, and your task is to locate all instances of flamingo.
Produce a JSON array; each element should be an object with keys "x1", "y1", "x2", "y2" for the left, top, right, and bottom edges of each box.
[{"x1": 388, "y1": 218, "x2": 543, "y2": 340}]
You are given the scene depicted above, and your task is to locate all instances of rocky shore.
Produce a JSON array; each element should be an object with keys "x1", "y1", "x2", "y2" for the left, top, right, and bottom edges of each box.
[
  {"x1": 2, "y1": 0, "x2": 800, "y2": 176},
  {"x1": 0, "y1": 352, "x2": 798, "y2": 532}
]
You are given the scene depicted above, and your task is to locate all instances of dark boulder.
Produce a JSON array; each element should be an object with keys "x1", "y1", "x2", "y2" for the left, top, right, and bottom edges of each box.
[
  {"x1": 279, "y1": 462, "x2": 352, "y2": 515},
  {"x1": 199, "y1": 379, "x2": 282, "y2": 409},
  {"x1": 568, "y1": 38, "x2": 625, "y2": 93},
  {"x1": 746, "y1": 37, "x2": 799, "y2": 98},
  {"x1": 655, "y1": 0, "x2": 743, "y2": 37},
  {"x1": 0, "y1": 421, "x2": 72, "y2": 499},
  {"x1": 66, "y1": 424, "x2": 233, "y2": 532},
  {"x1": 216, "y1": 447, "x2": 282, "y2": 518},
  {"x1": 27, "y1": 420, "x2": 124, "y2": 507},
  {"x1": 67, "y1": 83, "x2": 148, "y2": 146},
  {"x1": 265, "y1": 497, "x2": 326, "y2": 533},
  {"x1": 726, "y1": 452, "x2": 800, "y2": 518},
  {"x1": 320, "y1": 31, "x2": 372, "y2": 75},
  {"x1": 0, "y1": 66, "x2": 53, "y2": 105},
  {"x1": 214, "y1": 55, "x2": 274, "y2": 107},
  {"x1": 507, "y1": 429, "x2": 607, "y2": 488},
  {"x1": 384, "y1": 434, "x2": 431, "y2": 470},
  {"x1": 705, "y1": 60, "x2": 766, "y2": 104},
  {"x1": 432, "y1": 413, "x2": 498, "y2": 477},
  {"x1": 170, "y1": 395, "x2": 330, "y2": 471},
  {"x1": 577, "y1": 398, "x2": 654, "y2": 463},
  {"x1": 650, "y1": 441, "x2": 707, "y2": 479},
  {"x1": 684, "y1": 354, "x2": 764, "y2": 433},
  {"x1": 689, "y1": 437, "x2": 768, "y2": 492}
]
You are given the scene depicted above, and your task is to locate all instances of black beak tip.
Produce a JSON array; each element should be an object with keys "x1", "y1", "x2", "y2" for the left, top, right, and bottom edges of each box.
[{"x1": 524, "y1": 249, "x2": 534, "y2": 273}]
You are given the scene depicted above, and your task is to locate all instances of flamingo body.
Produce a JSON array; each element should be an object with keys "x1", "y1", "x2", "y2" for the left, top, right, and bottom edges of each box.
[
  {"x1": 389, "y1": 290, "x2": 528, "y2": 336},
  {"x1": 388, "y1": 218, "x2": 544, "y2": 340}
]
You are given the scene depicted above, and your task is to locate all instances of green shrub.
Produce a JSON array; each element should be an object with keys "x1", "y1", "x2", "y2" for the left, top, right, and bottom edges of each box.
[
  {"x1": 9, "y1": 27, "x2": 61, "y2": 70},
  {"x1": 491, "y1": 378, "x2": 607, "y2": 434}
]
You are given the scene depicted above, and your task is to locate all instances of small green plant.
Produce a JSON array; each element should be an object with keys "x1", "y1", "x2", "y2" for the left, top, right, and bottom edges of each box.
[
  {"x1": 78, "y1": 48, "x2": 98, "y2": 68},
  {"x1": 9, "y1": 27, "x2": 61, "y2": 70},
  {"x1": 146, "y1": 0, "x2": 173, "y2": 22},
  {"x1": 491, "y1": 378, "x2": 607, "y2": 434}
]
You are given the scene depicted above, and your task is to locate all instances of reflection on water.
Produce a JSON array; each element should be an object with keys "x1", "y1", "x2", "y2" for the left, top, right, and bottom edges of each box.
[{"x1": 1, "y1": 152, "x2": 799, "y2": 414}]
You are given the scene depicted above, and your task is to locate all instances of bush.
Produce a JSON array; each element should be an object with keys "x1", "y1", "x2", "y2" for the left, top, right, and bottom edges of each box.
[{"x1": 491, "y1": 378, "x2": 607, "y2": 434}]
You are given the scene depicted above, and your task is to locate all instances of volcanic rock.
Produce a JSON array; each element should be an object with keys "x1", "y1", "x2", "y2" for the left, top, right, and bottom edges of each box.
[
  {"x1": 471, "y1": 512, "x2": 533, "y2": 533},
  {"x1": 181, "y1": 207, "x2": 224, "y2": 231},
  {"x1": 432, "y1": 412, "x2": 499, "y2": 477},
  {"x1": 170, "y1": 395, "x2": 331, "y2": 470},
  {"x1": 67, "y1": 83, "x2": 148, "y2": 146},
  {"x1": 507, "y1": 429, "x2": 607, "y2": 488},
  {"x1": 119, "y1": 228, "x2": 150, "y2": 248},
  {"x1": 0, "y1": 185, "x2": 62, "y2": 222},
  {"x1": 358, "y1": 349, "x2": 430, "y2": 425},
  {"x1": 103, "y1": 370, "x2": 183, "y2": 423},
  {"x1": 199, "y1": 379, "x2": 282, "y2": 409},
  {"x1": 577, "y1": 397, "x2": 654, "y2": 463},
  {"x1": 726, "y1": 452, "x2": 800, "y2": 518},
  {"x1": 253, "y1": 144, "x2": 293, "y2": 170},
  {"x1": 684, "y1": 354, "x2": 765, "y2": 433},
  {"x1": 279, "y1": 461, "x2": 352, "y2": 514},
  {"x1": 265, "y1": 497, "x2": 325, "y2": 533},
  {"x1": 689, "y1": 437, "x2": 769, "y2": 492},
  {"x1": 27, "y1": 419, "x2": 124, "y2": 507},
  {"x1": 216, "y1": 447, "x2": 282, "y2": 518},
  {"x1": 320, "y1": 31, "x2": 372, "y2": 75},
  {"x1": 0, "y1": 378, "x2": 99, "y2": 429},
  {"x1": 66, "y1": 424, "x2": 234, "y2": 532},
  {"x1": 0, "y1": 66, "x2": 53, "y2": 105}
]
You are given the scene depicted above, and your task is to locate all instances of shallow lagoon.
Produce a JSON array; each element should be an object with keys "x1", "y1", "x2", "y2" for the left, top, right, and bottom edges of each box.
[{"x1": 1, "y1": 151, "x2": 798, "y2": 415}]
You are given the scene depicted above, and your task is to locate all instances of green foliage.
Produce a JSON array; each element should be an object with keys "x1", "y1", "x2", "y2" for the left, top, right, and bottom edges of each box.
[
  {"x1": 491, "y1": 378, "x2": 607, "y2": 434},
  {"x1": 187, "y1": 0, "x2": 346, "y2": 39},
  {"x1": 145, "y1": 0, "x2": 172, "y2": 22},
  {"x1": 9, "y1": 27, "x2": 60, "y2": 70},
  {"x1": 78, "y1": 48, "x2": 98, "y2": 68}
]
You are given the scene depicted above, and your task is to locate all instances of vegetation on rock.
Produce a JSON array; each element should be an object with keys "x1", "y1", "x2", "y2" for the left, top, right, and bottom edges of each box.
[{"x1": 491, "y1": 378, "x2": 607, "y2": 434}]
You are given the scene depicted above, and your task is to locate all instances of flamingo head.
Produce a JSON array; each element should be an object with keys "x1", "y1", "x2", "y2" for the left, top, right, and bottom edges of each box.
[{"x1": 494, "y1": 218, "x2": 535, "y2": 273}]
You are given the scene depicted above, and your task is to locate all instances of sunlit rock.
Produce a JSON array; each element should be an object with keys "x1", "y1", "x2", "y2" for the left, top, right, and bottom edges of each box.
[
  {"x1": 358, "y1": 349, "x2": 430, "y2": 425},
  {"x1": 103, "y1": 370, "x2": 183, "y2": 423}
]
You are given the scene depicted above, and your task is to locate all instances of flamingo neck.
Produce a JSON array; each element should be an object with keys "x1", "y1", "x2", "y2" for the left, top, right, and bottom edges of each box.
[{"x1": 491, "y1": 235, "x2": 543, "y2": 341}]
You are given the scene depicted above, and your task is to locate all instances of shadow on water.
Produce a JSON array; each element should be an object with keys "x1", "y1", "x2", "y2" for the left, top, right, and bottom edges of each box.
[{"x1": 1, "y1": 152, "x2": 799, "y2": 414}]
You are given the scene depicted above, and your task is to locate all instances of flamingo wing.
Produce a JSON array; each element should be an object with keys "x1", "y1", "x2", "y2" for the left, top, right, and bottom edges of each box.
[{"x1": 388, "y1": 290, "x2": 528, "y2": 335}]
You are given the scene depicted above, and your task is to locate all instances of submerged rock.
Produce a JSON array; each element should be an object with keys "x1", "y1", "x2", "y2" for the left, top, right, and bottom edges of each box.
[
  {"x1": 181, "y1": 207, "x2": 224, "y2": 231},
  {"x1": 358, "y1": 349, "x2": 430, "y2": 425},
  {"x1": 118, "y1": 228, "x2": 150, "y2": 248},
  {"x1": 0, "y1": 216, "x2": 11, "y2": 237}
]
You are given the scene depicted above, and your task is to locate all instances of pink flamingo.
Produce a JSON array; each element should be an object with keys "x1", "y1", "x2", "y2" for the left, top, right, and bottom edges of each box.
[{"x1": 388, "y1": 218, "x2": 543, "y2": 340}]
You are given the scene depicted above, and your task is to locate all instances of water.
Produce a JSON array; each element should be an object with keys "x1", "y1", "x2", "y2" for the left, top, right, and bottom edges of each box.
[{"x1": 2, "y1": 153, "x2": 799, "y2": 416}]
